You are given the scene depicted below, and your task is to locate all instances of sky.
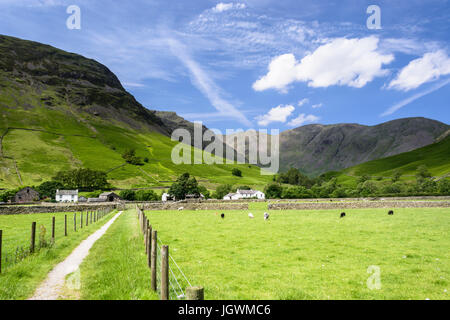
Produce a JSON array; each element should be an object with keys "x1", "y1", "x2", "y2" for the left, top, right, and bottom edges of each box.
[{"x1": 0, "y1": 0, "x2": 449, "y2": 132}]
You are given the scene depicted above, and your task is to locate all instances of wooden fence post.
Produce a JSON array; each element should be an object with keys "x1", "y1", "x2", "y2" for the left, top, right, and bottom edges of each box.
[
  {"x1": 186, "y1": 287, "x2": 204, "y2": 300},
  {"x1": 30, "y1": 222, "x2": 36, "y2": 253},
  {"x1": 52, "y1": 217, "x2": 55, "y2": 242},
  {"x1": 147, "y1": 226, "x2": 152, "y2": 267},
  {"x1": 86, "y1": 212, "x2": 89, "y2": 227},
  {"x1": 74, "y1": 213, "x2": 77, "y2": 232},
  {"x1": 161, "y1": 245, "x2": 169, "y2": 300},
  {"x1": 151, "y1": 230, "x2": 157, "y2": 291},
  {"x1": 64, "y1": 215, "x2": 67, "y2": 236},
  {"x1": 0, "y1": 230, "x2": 2, "y2": 274},
  {"x1": 81, "y1": 212, "x2": 83, "y2": 229}
]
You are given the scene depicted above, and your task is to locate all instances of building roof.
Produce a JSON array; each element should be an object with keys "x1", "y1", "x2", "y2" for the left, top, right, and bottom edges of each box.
[
  {"x1": 56, "y1": 189, "x2": 78, "y2": 196},
  {"x1": 237, "y1": 189, "x2": 259, "y2": 195},
  {"x1": 99, "y1": 192, "x2": 118, "y2": 197},
  {"x1": 88, "y1": 198, "x2": 103, "y2": 202},
  {"x1": 224, "y1": 193, "x2": 237, "y2": 198}
]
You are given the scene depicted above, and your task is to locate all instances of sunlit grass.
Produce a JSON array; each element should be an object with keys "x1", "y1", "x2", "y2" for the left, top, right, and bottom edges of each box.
[{"x1": 145, "y1": 208, "x2": 449, "y2": 300}]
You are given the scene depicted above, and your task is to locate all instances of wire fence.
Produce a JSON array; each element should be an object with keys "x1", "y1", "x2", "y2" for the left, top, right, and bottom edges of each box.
[
  {"x1": 0, "y1": 208, "x2": 114, "y2": 274},
  {"x1": 136, "y1": 205, "x2": 203, "y2": 300}
]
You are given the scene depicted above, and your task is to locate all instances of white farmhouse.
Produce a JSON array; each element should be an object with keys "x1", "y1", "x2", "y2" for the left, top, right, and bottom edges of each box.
[
  {"x1": 162, "y1": 193, "x2": 174, "y2": 202},
  {"x1": 223, "y1": 189, "x2": 265, "y2": 200},
  {"x1": 55, "y1": 189, "x2": 78, "y2": 203}
]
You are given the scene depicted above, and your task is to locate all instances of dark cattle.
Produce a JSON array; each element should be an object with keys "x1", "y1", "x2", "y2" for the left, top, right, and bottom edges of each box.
[
  {"x1": 388, "y1": 210, "x2": 394, "y2": 215},
  {"x1": 221, "y1": 213, "x2": 225, "y2": 219},
  {"x1": 340, "y1": 212, "x2": 346, "y2": 218}
]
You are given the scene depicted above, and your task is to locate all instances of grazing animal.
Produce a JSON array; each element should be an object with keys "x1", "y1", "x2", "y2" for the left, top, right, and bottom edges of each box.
[
  {"x1": 388, "y1": 210, "x2": 394, "y2": 215},
  {"x1": 221, "y1": 213, "x2": 225, "y2": 219},
  {"x1": 248, "y1": 213, "x2": 254, "y2": 219},
  {"x1": 340, "y1": 212, "x2": 346, "y2": 218},
  {"x1": 178, "y1": 207, "x2": 184, "y2": 211},
  {"x1": 264, "y1": 213, "x2": 270, "y2": 221}
]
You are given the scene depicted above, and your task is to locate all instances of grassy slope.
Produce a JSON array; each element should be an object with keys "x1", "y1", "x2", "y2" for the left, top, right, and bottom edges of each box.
[
  {"x1": 76, "y1": 210, "x2": 158, "y2": 300},
  {"x1": 330, "y1": 136, "x2": 450, "y2": 187},
  {"x1": 0, "y1": 75, "x2": 271, "y2": 190},
  {"x1": 145, "y1": 208, "x2": 449, "y2": 300},
  {"x1": 0, "y1": 210, "x2": 116, "y2": 299}
]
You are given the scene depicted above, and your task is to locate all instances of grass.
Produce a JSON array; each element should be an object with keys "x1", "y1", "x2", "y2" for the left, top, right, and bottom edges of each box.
[
  {"x1": 332, "y1": 136, "x2": 450, "y2": 187},
  {"x1": 0, "y1": 210, "x2": 116, "y2": 300},
  {"x1": 144, "y1": 208, "x2": 449, "y2": 300},
  {"x1": 75, "y1": 210, "x2": 159, "y2": 300}
]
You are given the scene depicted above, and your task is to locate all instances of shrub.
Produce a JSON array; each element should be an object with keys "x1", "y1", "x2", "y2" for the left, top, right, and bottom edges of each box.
[
  {"x1": 232, "y1": 168, "x2": 242, "y2": 177},
  {"x1": 215, "y1": 184, "x2": 233, "y2": 199},
  {"x1": 119, "y1": 190, "x2": 136, "y2": 201},
  {"x1": 264, "y1": 183, "x2": 283, "y2": 199},
  {"x1": 135, "y1": 190, "x2": 158, "y2": 201}
]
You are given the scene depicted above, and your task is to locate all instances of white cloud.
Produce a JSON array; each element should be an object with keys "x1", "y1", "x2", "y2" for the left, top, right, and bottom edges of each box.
[
  {"x1": 256, "y1": 104, "x2": 295, "y2": 126},
  {"x1": 288, "y1": 114, "x2": 320, "y2": 127},
  {"x1": 298, "y1": 98, "x2": 309, "y2": 107},
  {"x1": 253, "y1": 36, "x2": 394, "y2": 92},
  {"x1": 212, "y1": 2, "x2": 246, "y2": 13},
  {"x1": 166, "y1": 38, "x2": 251, "y2": 127},
  {"x1": 388, "y1": 50, "x2": 450, "y2": 91},
  {"x1": 311, "y1": 103, "x2": 323, "y2": 109},
  {"x1": 381, "y1": 78, "x2": 450, "y2": 116}
]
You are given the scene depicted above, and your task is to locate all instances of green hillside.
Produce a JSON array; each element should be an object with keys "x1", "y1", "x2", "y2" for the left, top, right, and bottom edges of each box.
[
  {"x1": 0, "y1": 35, "x2": 271, "y2": 191},
  {"x1": 330, "y1": 135, "x2": 450, "y2": 187}
]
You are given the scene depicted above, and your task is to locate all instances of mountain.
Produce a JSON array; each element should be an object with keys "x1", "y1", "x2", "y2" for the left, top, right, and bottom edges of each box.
[
  {"x1": 279, "y1": 117, "x2": 449, "y2": 175},
  {"x1": 329, "y1": 135, "x2": 450, "y2": 186},
  {"x1": 0, "y1": 35, "x2": 271, "y2": 190}
]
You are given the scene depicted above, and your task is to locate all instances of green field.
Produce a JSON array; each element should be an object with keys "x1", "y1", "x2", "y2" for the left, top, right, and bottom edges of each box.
[
  {"x1": 330, "y1": 136, "x2": 450, "y2": 187},
  {"x1": 0, "y1": 210, "x2": 115, "y2": 299},
  {"x1": 75, "y1": 210, "x2": 159, "y2": 300},
  {"x1": 143, "y1": 208, "x2": 449, "y2": 300}
]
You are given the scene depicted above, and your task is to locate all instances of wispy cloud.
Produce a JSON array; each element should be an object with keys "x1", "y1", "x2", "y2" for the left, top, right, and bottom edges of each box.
[
  {"x1": 166, "y1": 37, "x2": 252, "y2": 126},
  {"x1": 288, "y1": 113, "x2": 320, "y2": 127},
  {"x1": 381, "y1": 78, "x2": 450, "y2": 116}
]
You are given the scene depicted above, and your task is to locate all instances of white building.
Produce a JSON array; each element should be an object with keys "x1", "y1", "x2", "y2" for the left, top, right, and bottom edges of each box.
[
  {"x1": 55, "y1": 189, "x2": 78, "y2": 203},
  {"x1": 162, "y1": 193, "x2": 174, "y2": 202},
  {"x1": 223, "y1": 189, "x2": 265, "y2": 200}
]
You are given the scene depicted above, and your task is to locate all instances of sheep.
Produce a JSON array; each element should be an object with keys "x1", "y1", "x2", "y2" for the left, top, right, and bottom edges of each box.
[
  {"x1": 388, "y1": 210, "x2": 394, "y2": 215},
  {"x1": 221, "y1": 213, "x2": 225, "y2": 219},
  {"x1": 264, "y1": 213, "x2": 270, "y2": 221},
  {"x1": 248, "y1": 213, "x2": 254, "y2": 219},
  {"x1": 178, "y1": 207, "x2": 184, "y2": 211},
  {"x1": 340, "y1": 212, "x2": 346, "y2": 218}
]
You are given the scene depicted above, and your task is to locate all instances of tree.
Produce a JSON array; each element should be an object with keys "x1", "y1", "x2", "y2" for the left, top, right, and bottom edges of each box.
[
  {"x1": 119, "y1": 190, "x2": 136, "y2": 201},
  {"x1": 358, "y1": 174, "x2": 371, "y2": 184},
  {"x1": 232, "y1": 168, "x2": 242, "y2": 177},
  {"x1": 215, "y1": 184, "x2": 233, "y2": 199},
  {"x1": 417, "y1": 165, "x2": 432, "y2": 179},
  {"x1": 282, "y1": 186, "x2": 311, "y2": 199},
  {"x1": 52, "y1": 168, "x2": 109, "y2": 191},
  {"x1": 135, "y1": 190, "x2": 159, "y2": 201},
  {"x1": 198, "y1": 185, "x2": 210, "y2": 199},
  {"x1": 358, "y1": 180, "x2": 379, "y2": 196},
  {"x1": 36, "y1": 181, "x2": 64, "y2": 199},
  {"x1": 169, "y1": 173, "x2": 200, "y2": 200},
  {"x1": 391, "y1": 170, "x2": 402, "y2": 183},
  {"x1": 122, "y1": 149, "x2": 143, "y2": 166},
  {"x1": 264, "y1": 183, "x2": 283, "y2": 199},
  {"x1": 438, "y1": 179, "x2": 450, "y2": 194},
  {"x1": 236, "y1": 185, "x2": 251, "y2": 191}
]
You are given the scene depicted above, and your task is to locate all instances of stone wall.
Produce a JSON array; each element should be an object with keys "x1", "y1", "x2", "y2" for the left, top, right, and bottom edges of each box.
[
  {"x1": 269, "y1": 201, "x2": 450, "y2": 210},
  {"x1": 0, "y1": 203, "x2": 120, "y2": 215},
  {"x1": 142, "y1": 202, "x2": 248, "y2": 211}
]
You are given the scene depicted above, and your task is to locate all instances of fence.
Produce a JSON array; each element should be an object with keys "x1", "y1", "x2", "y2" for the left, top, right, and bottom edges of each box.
[
  {"x1": 136, "y1": 206, "x2": 204, "y2": 300},
  {"x1": 0, "y1": 207, "x2": 114, "y2": 274}
]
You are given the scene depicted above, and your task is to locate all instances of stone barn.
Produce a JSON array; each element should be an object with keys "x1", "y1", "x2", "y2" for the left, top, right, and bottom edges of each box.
[
  {"x1": 99, "y1": 192, "x2": 121, "y2": 202},
  {"x1": 15, "y1": 187, "x2": 40, "y2": 203}
]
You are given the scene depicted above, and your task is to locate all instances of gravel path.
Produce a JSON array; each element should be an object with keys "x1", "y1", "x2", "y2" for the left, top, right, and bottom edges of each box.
[{"x1": 28, "y1": 211, "x2": 123, "y2": 300}]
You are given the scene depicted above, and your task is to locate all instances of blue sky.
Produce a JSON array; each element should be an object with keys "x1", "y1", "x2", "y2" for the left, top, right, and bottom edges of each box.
[{"x1": 0, "y1": 0, "x2": 449, "y2": 132}]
